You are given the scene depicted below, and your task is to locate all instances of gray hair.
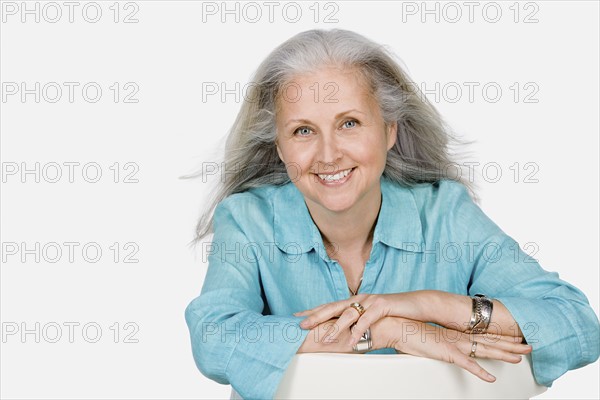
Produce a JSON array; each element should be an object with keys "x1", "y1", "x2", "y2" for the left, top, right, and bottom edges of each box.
[{"x1": 184, "y1": 29, "x2": 478, "y2": 245}]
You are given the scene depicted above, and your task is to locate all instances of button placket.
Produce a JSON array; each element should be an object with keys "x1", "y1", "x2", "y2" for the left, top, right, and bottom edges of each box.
[
  {"x1": 327, "y1": 260, "x2": 350, "y2": 301},
  {"x1": 360, "y1": 241, "x2": 382, "y2": 294}
]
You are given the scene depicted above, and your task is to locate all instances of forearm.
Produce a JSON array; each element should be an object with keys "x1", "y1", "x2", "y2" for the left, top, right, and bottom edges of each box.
[
  {"x1": 391, "y1": 290, "x2": 524, "y2": 339},
  {"x1": 433, "y1": 291, "x2": 523, "y2": 338},
  {"x1": 186, "y1": 291, "x2": 309, "y2": 398}
]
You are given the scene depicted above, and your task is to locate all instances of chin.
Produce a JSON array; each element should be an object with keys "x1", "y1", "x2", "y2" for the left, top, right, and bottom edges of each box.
[{"x1": 313, "y1": 195, "x2": 356, "y2": 213}]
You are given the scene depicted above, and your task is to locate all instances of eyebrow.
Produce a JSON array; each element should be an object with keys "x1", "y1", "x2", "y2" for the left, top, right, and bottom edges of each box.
[{"x1": 284, "y1": 109, "x2": 367, "y2": 128}]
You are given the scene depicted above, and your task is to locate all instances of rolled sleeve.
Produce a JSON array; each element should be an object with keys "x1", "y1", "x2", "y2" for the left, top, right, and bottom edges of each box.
[
  {"x1": 184, "y1": 200, "x2": 309, "y2": 399},
  {"x1": 495, "y1": 292, "x2": 600, "y2": 386},
  {"x1": 447, "y1": 182, "x2": 600, "y2": 386}
]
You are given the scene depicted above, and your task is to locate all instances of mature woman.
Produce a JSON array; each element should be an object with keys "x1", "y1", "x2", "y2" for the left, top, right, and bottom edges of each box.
[{"x1": 184, "y1": 29, "x2": 599, "y2": 399}]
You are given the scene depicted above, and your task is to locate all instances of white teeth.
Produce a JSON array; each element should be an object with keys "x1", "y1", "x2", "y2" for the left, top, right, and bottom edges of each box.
[{"x1": 318, "y1": 168, "x2": 353, "y2": 182}]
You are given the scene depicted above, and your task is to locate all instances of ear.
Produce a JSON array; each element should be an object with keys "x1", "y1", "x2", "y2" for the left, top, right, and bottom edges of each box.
[{"x1": 386, "y1": 121, "x2": 398, "y2": 150}]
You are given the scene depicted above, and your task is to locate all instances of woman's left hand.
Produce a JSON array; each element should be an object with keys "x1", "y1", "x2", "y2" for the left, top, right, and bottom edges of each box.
[{"x1": 294, "y1": 294, "x2": 394, "y2": 347}]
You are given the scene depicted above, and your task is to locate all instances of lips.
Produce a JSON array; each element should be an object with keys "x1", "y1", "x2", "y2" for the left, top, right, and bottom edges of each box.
[{"x1": 314, "y1": 167, "x2": 355, "y2": 184}]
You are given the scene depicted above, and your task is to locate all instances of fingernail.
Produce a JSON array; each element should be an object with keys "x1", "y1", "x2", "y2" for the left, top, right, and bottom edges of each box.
[{"x1": 487, "y1": 373, "x2": 496, "y2": 381}]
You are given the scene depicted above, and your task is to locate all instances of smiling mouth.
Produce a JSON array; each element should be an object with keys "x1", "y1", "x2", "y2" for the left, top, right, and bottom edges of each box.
[{"x1": 314, "y1": 167, "x2": 355, "y2": 184}]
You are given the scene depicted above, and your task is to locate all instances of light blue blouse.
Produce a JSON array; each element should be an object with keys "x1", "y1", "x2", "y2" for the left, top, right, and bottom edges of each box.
[{"x1": 185, "y1": 177, "x2": 600, "y2": 399}]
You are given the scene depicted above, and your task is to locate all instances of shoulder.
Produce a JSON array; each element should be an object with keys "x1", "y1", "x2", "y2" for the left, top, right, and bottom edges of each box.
[
  {"x1": 400, "y1": 179, "x2": 500, "y2": 237},
  {"x1": 409, "y1": 179, "x2": 470, "y2": 198},
  {"x1": 216, "y1": 184, "x2": 278, "y2": 214},
  {"x1": 213, "y1": 183, "x2": 284, "y2": 235},
  {"x1": 412, "y1": 179, "x2": 502, "y2": 236},
  {"x1": 403, "y1": 179, "x2": 473, "y2": 213}
]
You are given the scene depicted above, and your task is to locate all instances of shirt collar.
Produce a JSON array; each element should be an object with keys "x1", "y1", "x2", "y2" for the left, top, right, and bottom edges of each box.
[{"x1": 273, "y1": 176, "x2": 425, "y2": 255}]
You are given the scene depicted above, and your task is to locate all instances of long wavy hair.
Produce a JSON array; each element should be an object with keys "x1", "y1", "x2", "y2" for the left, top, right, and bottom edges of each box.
[{"x1": 184, "y1": 29, "x2": 477, "y2": 245}]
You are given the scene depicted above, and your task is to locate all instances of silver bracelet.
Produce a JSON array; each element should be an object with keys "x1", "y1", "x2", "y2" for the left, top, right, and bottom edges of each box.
[
  {"x1": 352, "y1": 326, "x2": 372, "y2": 353},
  {"x1": 469, "y1": 294, "x2": 493, "y2": 334}
]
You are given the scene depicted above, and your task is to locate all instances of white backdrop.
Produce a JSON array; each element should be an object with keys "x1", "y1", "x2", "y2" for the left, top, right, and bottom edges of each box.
[{"x1": 1, "y1": 1, "x2": 598, "y2": 399}]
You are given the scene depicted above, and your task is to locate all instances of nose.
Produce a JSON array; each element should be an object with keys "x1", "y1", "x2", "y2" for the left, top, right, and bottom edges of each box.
[{"x1": 316, "y1": 131, "x2": 343, "y2": 171}]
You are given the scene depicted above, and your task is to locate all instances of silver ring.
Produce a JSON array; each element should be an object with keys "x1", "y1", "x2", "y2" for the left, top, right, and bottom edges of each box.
[
  {"x1": 352, "y1": 327, "x2": 372, "y2": 353},
  {"x1": 469, "y1": 341, "x2": 478, "y2": 358}
]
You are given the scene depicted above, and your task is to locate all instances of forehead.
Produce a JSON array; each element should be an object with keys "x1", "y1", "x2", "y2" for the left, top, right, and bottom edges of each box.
[{"x1": 275, "y1": 66, "x2": 377, "y2": 118}]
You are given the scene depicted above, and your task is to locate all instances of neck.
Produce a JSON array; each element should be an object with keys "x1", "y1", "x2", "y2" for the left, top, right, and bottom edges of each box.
[{"x1": 305, "y1": 183, "x2": 382, "y2": 258}]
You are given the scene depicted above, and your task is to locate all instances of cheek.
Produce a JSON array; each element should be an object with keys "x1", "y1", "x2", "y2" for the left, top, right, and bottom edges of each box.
[
  {"x1": 359, "y1": 145, "x2": 389, "y2": 171},
  {"x1": 350, "y1": 138, "x2": 386, "y2": 161},
  {"x1": 279, "y1": 146, "x2": 314, "y2": 175}
]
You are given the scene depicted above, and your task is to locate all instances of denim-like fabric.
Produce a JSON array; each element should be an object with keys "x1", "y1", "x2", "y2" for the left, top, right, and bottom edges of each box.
[{"x1": 185, "y1": 177, "x2": 600, "y2": 399}]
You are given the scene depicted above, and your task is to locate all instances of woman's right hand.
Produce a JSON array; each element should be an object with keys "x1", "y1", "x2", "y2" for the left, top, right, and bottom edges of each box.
[{"x1": 386, "y1": 317, "x2": 533, "y2": 382}]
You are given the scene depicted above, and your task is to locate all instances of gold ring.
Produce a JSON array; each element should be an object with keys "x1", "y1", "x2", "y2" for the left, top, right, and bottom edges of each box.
[
  {"x1": 349, "y1": 302, "x2": 366, "y2": 316},
  {"x1": 469, "y1": 341, "x2": 478, "y2": 358}
]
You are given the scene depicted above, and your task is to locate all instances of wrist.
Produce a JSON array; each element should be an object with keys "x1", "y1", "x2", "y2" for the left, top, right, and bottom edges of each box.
[
  {"x1": 404, "y1": 290, "x2": 441, "y2": 323},
  {"x1": 386, "y1": 317, "x2": 421, "y2": 353},
  {"x1": 418, "y1": 291, "x2": 471, "y2": 331},
  {"x1": 370, "y1": 317, "x2": 394, "y2": 350},
  {"x1": 297, "y1": 325, "x2": 319, "y2": 354}
]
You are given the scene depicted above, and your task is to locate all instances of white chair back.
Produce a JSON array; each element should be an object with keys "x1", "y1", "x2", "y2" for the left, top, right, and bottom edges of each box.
[{"x1": 231, "y1": 353, "x2": 547, "y2": 399}]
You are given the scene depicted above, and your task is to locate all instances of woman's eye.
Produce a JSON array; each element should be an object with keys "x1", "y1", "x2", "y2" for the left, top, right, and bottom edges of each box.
[
  {"x1": 294, "y1": 127, "x2": 313, "y2": 136},
  {"x1": 342, "y1": 119, "x2": 357, "y2": 129}
]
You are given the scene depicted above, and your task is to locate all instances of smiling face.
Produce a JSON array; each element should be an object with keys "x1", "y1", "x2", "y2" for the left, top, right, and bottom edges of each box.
[{"x1": 275, "y1": 66, "x2": 397, "y2": 216}]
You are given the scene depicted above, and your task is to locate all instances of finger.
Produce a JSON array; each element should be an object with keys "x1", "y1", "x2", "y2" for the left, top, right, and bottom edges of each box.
[
  {"x1": 299, "y1": 295, "x2": 371, "y2": 328},
  {"x1": 299, "y1": 302, "x2": 340, "y2": 316},
  {"x1": 485, "y1": 340, "x2": 532, "y2": 355},
  {"x1": 454, "y1": 354, "x2": 496, "y2": 382},
  {"x1": 348, "y1": 309, "x2": 382, "y2": 346},
  {"x1": 293, "y1": 311, "x2": 308, "y2": 316},
  {"x1": 349, "y1": 300, "x2": 392, "y2": 346},
  {"x1": 324, "y1": 299, "x2": 377, "y2": 343},
  {"x1": 324, "y1": 307, "x2": 362, "y2": 343},
  {"x1": 299, "y1": 302, "x2": 348, "y2": 329},
  {"x1": 295, "y1": 303, "x2": 330, "y2": 316},
  {"x1": 472, "y1": 335, "x2": 532, "y2": 354},
  {"x1": 320, "y1": 319, "x2": 343, "y2": 344},
  {"x1": 474, "y1": 342, "x2": 523, "y2": 363},
  {"x1": 300, "y1": 302, "x2": 337, "y2": 329},
  {"x1": 463, "y1": 339, "x2": 532, "y2": 365},
  {"x1": 473, "y1": 332, "x2": 526, "y2": 344}
]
